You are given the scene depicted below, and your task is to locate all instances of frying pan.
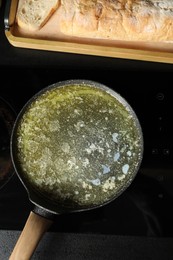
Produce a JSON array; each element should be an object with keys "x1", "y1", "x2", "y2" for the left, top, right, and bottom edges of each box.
[{"x1": 9, "y1": 79, "x2": 143, "y2": 259}]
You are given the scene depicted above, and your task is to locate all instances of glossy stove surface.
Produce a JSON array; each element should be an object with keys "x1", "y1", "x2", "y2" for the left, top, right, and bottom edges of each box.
[{"x1": 0, "y1": 68, "x2": 173, "y2": 237}]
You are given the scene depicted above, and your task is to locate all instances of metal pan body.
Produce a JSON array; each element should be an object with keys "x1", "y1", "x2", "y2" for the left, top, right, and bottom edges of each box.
[{"x1": 11, "y1": 79, "x2": 144, "y2": 215}]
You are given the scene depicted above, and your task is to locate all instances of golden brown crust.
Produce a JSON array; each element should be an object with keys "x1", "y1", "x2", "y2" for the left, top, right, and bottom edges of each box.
[
  {"x1": 16, "y1": 0, "x2": 173, "y2": 41},
  {"x1": 59, "y1": 0, "x2": 173, "y2": 41}
]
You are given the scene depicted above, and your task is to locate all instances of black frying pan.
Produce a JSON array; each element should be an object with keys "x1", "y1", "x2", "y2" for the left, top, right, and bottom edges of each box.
[{"x1": 9, "y1": 79, "x2": 143, "y2": 259}]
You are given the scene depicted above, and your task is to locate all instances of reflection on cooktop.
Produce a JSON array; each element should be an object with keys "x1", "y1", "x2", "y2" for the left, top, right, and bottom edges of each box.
[
  {"x1": 0, "y1": 68, "x2": 173, "y2": 237},
  {"x1": 0, "y1": 97, "x2": 16, "y2": 190}
]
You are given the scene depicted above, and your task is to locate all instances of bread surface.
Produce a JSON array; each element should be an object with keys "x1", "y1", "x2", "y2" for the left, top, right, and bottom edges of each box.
[
  {"x1": 16, "y1": 0, "x2": 60, "y2": 31},
  {"x1": 16, "y1": 0, "x2": 173, "y2": 41}
]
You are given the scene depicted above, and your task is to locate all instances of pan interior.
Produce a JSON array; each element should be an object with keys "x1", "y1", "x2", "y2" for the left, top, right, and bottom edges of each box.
[{"x1": 13, "y1": 81, "x2": 143, "y2": 211}]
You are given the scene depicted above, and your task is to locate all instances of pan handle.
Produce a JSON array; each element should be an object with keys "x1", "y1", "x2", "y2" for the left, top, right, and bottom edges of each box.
[{"x1": 9, "y1": 211, "x2": 53, "y2": 260}]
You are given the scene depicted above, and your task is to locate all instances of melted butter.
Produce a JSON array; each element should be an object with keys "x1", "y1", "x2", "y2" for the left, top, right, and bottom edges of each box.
[{"x1": 16, "y1": 84, "x2": 143, "y2": 209}]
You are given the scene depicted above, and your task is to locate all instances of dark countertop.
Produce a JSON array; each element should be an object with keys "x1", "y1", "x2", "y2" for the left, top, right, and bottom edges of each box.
[{"x1": 1, "y1": 231, "x2": 173, "y2": 260}]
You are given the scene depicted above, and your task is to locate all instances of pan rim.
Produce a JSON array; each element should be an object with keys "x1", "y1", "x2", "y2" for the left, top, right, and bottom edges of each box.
[{"x1": 10, "y1": 79, "x2": 144, "y2": 214}]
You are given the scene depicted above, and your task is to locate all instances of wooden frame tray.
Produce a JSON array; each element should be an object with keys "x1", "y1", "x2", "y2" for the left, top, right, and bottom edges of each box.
[{"x1": 4, "y1": 0, "x2": 173, "y2": 64}]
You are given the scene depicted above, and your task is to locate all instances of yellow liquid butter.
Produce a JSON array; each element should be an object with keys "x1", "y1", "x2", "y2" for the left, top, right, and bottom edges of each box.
[{"x1": 15, "y1": 83, "x2": 143, "y2": 209}]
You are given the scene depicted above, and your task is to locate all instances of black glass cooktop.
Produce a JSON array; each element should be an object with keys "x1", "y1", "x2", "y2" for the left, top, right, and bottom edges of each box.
[{"x1": 0, "y1": 68, "x2": 173, "y2": 237}]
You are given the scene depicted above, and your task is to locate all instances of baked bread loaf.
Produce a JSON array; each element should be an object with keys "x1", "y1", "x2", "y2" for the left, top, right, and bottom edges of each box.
[
  {"x1": 16, "y1": 0, "x2": 60, "y2": 31},
  {"x1": 16, "y1": 0, "x2": 173, "y2": 41}
]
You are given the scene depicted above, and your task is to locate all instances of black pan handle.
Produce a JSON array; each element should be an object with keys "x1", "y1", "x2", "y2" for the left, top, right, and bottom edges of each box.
[{"x1": 33, "y1": 205, "x2": 56, "y2": 220}]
